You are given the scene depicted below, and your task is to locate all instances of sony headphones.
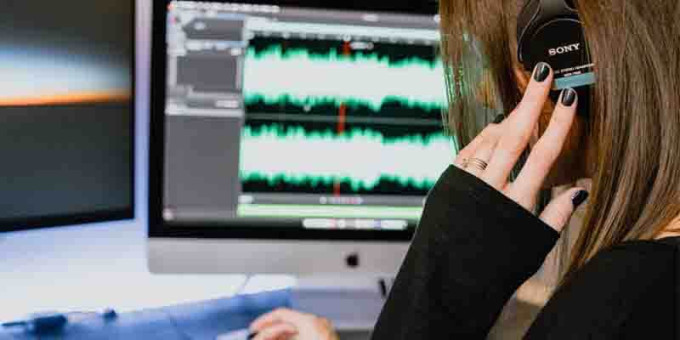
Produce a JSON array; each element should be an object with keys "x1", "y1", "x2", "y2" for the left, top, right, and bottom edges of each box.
[{"x1": 516, "y1": 0, "x2": 594, "y2": 115}]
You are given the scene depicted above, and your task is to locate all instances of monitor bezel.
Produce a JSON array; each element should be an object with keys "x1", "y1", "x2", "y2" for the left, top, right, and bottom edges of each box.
[
  {"x1": 1, "y1": 0, "x2": 136, "y2": 233},
  {"x1": 149, "y1": 0, "x2": 438, "y2": 242}
]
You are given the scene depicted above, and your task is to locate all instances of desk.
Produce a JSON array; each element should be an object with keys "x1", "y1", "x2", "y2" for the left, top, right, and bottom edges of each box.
[
  {"x1": 0, "y1": 290, "x2": 291, "y2": 340},
  {"x1": 0, "y1": 290, "x2": 374, "y2": 340},
  {"x1": 0, "y1": 220, "x2": 296, "y2": 322}
]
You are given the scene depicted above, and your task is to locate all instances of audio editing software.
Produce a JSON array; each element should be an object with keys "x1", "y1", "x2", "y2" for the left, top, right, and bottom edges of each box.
[{"x1": 164, "y1": 1, "x2": 454, "y2": 230}]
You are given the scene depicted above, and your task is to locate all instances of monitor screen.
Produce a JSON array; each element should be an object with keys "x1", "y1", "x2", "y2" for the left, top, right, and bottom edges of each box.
[
  {"x1": 158, "y1": 1, "x2": 452, "y2": 239},
  {"x1": 0, "y1": 0, "x2": 134, "y2": 231}
]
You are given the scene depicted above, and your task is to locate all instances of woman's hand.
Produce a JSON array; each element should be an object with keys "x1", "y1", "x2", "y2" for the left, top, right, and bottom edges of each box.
[
  {"x1": 250, "y1": 308, "x2": 339, "y2": 340},
  {"x1": 455, "y1": 62, "x2": 588, "y2": 232}
]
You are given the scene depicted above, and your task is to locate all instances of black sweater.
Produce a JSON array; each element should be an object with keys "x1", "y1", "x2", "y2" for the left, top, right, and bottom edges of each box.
[{"x1": 372, "y1": 166, "x2": 678, "y2": 339}]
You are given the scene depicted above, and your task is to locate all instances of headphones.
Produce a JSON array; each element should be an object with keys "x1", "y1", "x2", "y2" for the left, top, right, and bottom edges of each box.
[{"x1": 516, "y1": 0, "x2": 594, "y2": 115}]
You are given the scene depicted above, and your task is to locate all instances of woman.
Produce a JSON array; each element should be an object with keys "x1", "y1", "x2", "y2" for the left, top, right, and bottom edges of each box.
[{"x1": 251, "y1": 0, "x2": 680, "y2": 338}]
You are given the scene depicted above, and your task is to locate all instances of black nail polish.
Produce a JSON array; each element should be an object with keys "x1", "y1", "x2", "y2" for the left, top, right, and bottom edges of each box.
[
  {"x1": 571, "y1": 190, "x2": 589, "y2": 209},
  {"x1": 533, "y1": 62, "x2": 551, "y2": 82},
  {"x1": 493, "y1": 113, "x2": 505, "y2": 124},
  {"x1": 561, "y1": 88, "x2": 577, "y2": 106}
]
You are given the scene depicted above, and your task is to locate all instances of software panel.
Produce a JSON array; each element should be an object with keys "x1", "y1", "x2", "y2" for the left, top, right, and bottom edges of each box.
[{"x1": 162, "y1": 1, "x2": 452, "y2": 234}]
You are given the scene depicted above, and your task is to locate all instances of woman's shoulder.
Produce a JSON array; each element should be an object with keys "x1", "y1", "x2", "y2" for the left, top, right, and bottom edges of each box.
[
  {"x1": 575, "y1": 237, "x2": 678, "y2": 285},
  {"x1": 537, "y1": 237, "x2": 678, "y2": 315},
  {"x1": 524, "y1": 238, "x2": 678, "y2": 338},
  {"x1": 548, "y1": 237, "x2": 677, "y2": 308},
  {"x1": 555, "y1": 238, "x2": 679, "y2": 299},
  {"x1": 609, "y1": 235, "x2": 680, "y2": 252}
]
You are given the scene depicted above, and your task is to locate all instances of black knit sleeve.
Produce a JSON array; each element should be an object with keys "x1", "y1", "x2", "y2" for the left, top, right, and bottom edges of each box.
[{"x1": 372, "y1": 165, "x2": 560, "y2": 339}]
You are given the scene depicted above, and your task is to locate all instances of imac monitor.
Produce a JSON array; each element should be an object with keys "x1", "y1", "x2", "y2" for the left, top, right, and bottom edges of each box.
[
  {"x1": 149, "y1": 0, "x2": 451, "y2": 275},
  {"x1": 0, "y1": 0, "x2": 134, "y2": 232}
]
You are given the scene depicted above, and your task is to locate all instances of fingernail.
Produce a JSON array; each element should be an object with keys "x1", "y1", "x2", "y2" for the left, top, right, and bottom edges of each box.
[
  {"x1": 561, "y1": 88, "x2": 577, "y2": 106},
  {"x1": 493, "y1": 113, "x2": 505, "y2": 124},
  {"x1": 571, "y1": 190, "x2": 589, "y2": 209},
  {"x1": 533, "y1": 62, "x2": 551, "y2": 82}
]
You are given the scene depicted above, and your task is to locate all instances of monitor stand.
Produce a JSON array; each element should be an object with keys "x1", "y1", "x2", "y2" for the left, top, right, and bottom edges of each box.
[{"x1": 292, "y1": 276, "x2": 393, "y2": 331}]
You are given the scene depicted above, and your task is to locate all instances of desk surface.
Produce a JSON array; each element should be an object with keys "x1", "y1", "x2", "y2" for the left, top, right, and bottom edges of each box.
[
  {"x1": 0, "y1": 289, "x2": 378, "y2": 340},
  {"x1": 0, "y1": 290, "x2": 292, "y2": 340},
  {"x1": 0, "y1": 220, "x2": 296, "y2": 323}
]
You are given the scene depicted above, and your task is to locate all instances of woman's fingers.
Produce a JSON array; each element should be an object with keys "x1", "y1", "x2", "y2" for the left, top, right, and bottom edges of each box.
[
  {"x1": 454, "y1": 123, "x2": 499, "y2": 168},
  {"x1": 250, "y1": 308, "x2": 301, "y2": 340},
  {"x1": 250, "y1": 308, "x2": 305, "y2": 332},
  {"x1": 507, "y1": 88, "x2": 578, "y2": 209},
  {"x1": 482, "y1": 63, "x2": 553, "y2": 188},
  {"x1": 250, "y1": 308, "x2": 339, "y2": 340},
  {"x1": 251, "y1": 322, "x2": 297, "y2": 340},
  {"x1": 539, "y1": 188, "x2": 589, "y2": 232},
  {"x1": 462, "y1": 125, "x2": 501, "y2": 177}
]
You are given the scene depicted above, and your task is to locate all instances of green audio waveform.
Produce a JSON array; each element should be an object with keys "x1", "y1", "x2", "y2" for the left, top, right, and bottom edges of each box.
[
  {"x1": 243, "y1": 45, "x2": 446, "y2": 112},
  {"x1": 241, "y1": 172, "x2": 436, "y2": 191},
  {"x1": 248, "y1": 45, "x2": 440, "y2": 67},
  {"x1": 244, "y1": 93, "x2": 443, "y2": 112},
  {"x1": 239, "y1": 124, "x2": 454, "y2": 191},
  {"x1": 244, "y1": 124, "x2": 447, "y2": 145}
]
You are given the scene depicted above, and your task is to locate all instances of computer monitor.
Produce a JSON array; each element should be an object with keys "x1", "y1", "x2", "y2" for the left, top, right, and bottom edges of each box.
[
  {"x1": 0, "y1": 0, "x2": 134, "y2": 232},
  {"x1": 148, "y1": 0, "x2": 452, "y2": 275}
]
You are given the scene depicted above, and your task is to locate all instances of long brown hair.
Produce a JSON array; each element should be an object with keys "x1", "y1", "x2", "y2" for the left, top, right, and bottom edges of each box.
[{"x1": 440, "y1": 0, "x2": 680, "y2": 285}]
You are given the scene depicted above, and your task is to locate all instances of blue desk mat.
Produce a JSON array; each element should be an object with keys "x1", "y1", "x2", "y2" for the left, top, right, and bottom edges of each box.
[{"x1": 0, "y1": 289, "x2": 292, "y2": 340}]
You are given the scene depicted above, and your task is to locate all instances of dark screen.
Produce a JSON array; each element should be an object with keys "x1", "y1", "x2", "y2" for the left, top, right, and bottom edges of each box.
[{"x1": 0, "y1": 0, "x2": 133, "y2": 231}]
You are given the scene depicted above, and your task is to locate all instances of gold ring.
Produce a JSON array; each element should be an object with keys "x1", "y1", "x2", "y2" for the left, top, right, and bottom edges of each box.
[{"x1": 467, "y1": 158, "x2": 489, "y2": 171}]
